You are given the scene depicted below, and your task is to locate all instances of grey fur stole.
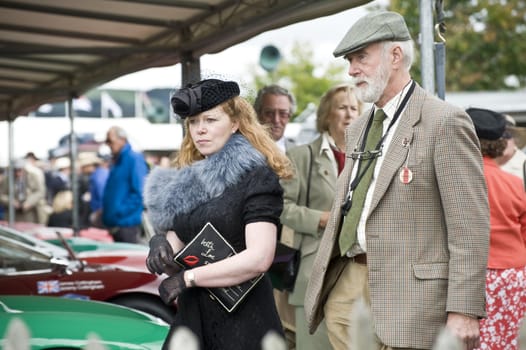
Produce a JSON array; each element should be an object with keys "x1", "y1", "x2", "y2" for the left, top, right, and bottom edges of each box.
[{"x1": 143, "y1": 134, "x2": 266, "y2": 234}]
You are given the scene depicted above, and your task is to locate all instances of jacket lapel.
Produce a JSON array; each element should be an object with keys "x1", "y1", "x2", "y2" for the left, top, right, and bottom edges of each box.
[
  {"x1": 368, "y1": 84, "x2": 425, "y2": 213},
  {"x1": 335, "y1": 114, "x2": 368, "y2": 210},
  {"x1": 310, "y1": 137, "x2": 337, "y2": 191}
]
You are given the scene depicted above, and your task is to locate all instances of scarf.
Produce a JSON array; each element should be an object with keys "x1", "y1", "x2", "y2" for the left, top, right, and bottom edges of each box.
[
  {"x1": 331, "y1": 147, "x2": 345, "y2": 175},
  {"x1": 144, "y1": 134, "x2": 266, "y2": 234}
]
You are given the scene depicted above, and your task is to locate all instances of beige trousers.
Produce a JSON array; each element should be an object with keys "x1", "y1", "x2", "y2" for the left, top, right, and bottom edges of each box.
[{"x1": 324, "y1": 260, "x2": 391, "y2": 350}]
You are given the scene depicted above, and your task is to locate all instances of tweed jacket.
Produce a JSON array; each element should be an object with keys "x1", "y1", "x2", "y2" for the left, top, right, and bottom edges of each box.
[
  {"x1": 280, "y1": 135, "x2": 337, "y2": 306},
  {"x1": 304, "y1": 83, "x2": 490, "y2": 349}
]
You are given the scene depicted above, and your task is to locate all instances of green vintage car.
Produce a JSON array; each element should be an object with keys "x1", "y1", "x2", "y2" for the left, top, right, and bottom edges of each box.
[
  {"x1": 46, "y1": 236, "x2": 149, "y2": 253},
  {"x1": 0, "y1": 295, "x2": 169, "y2": 349}
]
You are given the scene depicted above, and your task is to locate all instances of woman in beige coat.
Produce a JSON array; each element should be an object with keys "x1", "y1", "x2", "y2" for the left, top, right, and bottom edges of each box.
[{"x1": 280, "y1": 84, "x2": 361, "y2": 349}]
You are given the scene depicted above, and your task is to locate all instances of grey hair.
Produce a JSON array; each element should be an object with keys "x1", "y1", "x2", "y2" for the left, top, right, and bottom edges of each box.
[
  {"x1": 110, "y1": 125, "x2": 128, "y2": 140},
  {"x1": 253, "y1": 84, "x2": 296, "y2": 116},
  {"x1": 383, "y1": 40, "x2": 415, "y2": 71}
]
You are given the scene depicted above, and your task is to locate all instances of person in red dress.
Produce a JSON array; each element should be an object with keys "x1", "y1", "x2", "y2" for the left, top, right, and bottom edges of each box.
[{"x1": 467, "y1": 107, "x2": 526, "y2": 350}]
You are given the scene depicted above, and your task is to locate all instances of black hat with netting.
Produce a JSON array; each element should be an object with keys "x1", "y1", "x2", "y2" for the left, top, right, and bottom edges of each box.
[{"x1": 171, "y1": 79, "x2": 240, "y2": 118}]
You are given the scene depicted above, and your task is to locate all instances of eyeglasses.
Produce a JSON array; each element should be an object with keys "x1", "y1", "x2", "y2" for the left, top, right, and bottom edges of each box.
[
  {"x1": 262, "y1": 109, "x2": 290, "y2": 121},
  {"x1": 348, "y1": 149, "x2": 383, "y2": 160}
]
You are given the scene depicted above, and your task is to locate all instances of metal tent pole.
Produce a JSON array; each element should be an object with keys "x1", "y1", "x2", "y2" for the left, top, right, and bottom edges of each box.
[
  {"x1": 7, "y1": 116, "x2": 14, "y2": 226},
  {"x1": 434, "y1": 0, "x2": 447, "y2": 100},
  {"x1": 419, "y1": 0, "x2": 435, "y2": 94},
  {"x1": 66, "y1": 94, "x2": 80, "y2": 235}
]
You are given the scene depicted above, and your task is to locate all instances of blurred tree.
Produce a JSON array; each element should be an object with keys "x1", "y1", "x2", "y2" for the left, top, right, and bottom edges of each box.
[
  {"x1": 249, "y1": 42, "x2": 347, "y2": 119},
  {"x1": 391, "y1": 0, "x2": 526, "y2": 91}
]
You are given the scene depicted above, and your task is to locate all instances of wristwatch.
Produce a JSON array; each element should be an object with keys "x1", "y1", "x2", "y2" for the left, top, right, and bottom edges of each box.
[{"x1": 186, "y1": 270, "x2": 196, "y2": 287}]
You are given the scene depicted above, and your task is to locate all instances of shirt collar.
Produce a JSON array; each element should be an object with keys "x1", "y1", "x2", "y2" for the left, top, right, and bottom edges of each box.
[
  {"x1": 321, "y1": 132, "x2": 334, "y2": 154},
  {"x1": 374, "y1": 80, "x2": 413, "y2": 121},
  {"x1": 276, "y1": 136, "x2": 287, "y2": 153}
]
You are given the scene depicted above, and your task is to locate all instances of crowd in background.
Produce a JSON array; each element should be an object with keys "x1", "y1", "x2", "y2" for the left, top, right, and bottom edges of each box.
[
  {"x1": 2, "y1": 10, "x2": 526, "y2": 349},
  {"x1": 1, "y1": 80, "x2": 525, "y2": 349},
  {"x1": 0, "y1": 130, "x2": 172, "y2": 244}
]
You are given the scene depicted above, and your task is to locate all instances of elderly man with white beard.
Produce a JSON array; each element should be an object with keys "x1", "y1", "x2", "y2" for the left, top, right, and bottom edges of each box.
[{"x1": 304, "y1": 10, "x2": 489, "y2": 350}]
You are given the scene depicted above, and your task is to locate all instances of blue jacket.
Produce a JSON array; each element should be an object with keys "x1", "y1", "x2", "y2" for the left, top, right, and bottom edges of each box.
[
  {"x1": 102, "y1": 143, "x2": 148, "y2": 227},
  {"x1": 90, "y1": 166, "x2": 109, "y2": 212}
]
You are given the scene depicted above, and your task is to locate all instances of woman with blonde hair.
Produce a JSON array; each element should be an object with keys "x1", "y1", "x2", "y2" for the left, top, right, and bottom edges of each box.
[
  {"x1": 47, "y1": 190, "x2": 73, "y2": 228},
  {"x1": 175, "y1": 90, "x2": 292, "y2": 178},
  {"x1": 144, "y1": 78, "x2": 291, "y2": 350},
  {"x1": 280, "y1": 83, "x2": 362, "y2": 350}
]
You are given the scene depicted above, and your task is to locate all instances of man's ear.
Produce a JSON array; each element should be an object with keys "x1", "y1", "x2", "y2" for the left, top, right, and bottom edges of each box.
[{"x1": 391, "y1": 45, "x2": 404, "y2": 68}]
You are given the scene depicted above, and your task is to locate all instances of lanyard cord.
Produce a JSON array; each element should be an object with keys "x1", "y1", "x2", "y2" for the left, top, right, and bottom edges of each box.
[{"x1": 341, "y1": 80, "x2": 416, "y2": 216}]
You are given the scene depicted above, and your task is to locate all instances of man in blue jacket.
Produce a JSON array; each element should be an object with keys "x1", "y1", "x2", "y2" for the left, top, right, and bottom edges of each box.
[{"x1": 101, "y1": 126, "x2": 148, "y2": 243}]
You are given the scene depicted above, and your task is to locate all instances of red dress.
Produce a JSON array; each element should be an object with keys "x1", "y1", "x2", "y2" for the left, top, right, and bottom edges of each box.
[{"x1": 476, "y1": 157, "x2": 526, "y2": 350}]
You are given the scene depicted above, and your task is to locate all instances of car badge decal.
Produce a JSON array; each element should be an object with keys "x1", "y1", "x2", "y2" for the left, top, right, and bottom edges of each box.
[{"x1": 37, "y1": 280, "x2": 61, "y2": 294}]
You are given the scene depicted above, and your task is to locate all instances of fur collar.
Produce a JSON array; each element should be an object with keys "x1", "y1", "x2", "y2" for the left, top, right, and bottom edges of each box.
[{"x1": 144, "y1": 134, "x2": 266, "y2": 234}]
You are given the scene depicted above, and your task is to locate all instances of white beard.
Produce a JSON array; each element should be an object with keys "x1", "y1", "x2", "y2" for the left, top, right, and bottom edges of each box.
[{"x1": 352, "y1": 59, "x2": 390, "y2": 104}]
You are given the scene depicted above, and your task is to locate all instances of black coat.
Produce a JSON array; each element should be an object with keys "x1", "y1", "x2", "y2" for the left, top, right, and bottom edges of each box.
[
  {"x1": 144, "y1": 135, "x2": 285, "y2": 350},
  {"x1": 168, "y1": 166, "x2": 284, "y2": 350},
  {"x1": 47, "y1": 209, "x2": 72, "y2": 228}
]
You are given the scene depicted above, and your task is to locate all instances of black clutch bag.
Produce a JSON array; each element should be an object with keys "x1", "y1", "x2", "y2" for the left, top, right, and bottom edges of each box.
[
  {"x1": 268, "y1": 242, "x2": 300, "y2": 292},
  {"x1": 173, "y1": 222, "x2": 263, "y2": 312}
]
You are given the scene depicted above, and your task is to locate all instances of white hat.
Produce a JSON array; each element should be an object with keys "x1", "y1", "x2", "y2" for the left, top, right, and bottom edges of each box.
[
  {"x1": 54, "y1": 157, "x2": 71, "y2": 170},
  {"x1": 78, "y1": 153, "x2": 101, "y2": 168}
]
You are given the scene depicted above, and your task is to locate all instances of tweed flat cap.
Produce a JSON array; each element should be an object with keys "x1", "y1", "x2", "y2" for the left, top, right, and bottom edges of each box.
[
  {"x1": 466, "y1": 107, "x2": 506, "y2": 140},
  {"x1": 333, "y1": 11, "x2": 412, "y2": 57},
  {"x1": 171, "y1": 79, "x2": 240, "y2": 118}
]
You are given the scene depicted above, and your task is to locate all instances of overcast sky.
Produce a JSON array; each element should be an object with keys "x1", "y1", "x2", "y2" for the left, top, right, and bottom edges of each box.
[{"x1": 102, "y1": 0, "x2": 386, "y2": 91}]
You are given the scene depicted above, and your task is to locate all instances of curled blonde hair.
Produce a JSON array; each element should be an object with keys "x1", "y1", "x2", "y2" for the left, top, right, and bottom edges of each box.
[{"x1": 174, "y1": 96, "x2": 293, "y2": 179}]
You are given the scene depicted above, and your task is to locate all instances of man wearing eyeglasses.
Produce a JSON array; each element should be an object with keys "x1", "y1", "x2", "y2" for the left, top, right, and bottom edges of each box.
[
  {"x1": 254, "y1": 85, "x2": 296, "y2": 153},
  {"x1": 305, "y1": 11, "x2": 489, "y2": 350},
  {"x1": 254, "y1": 84, "x2": 297, "y2": 348}
]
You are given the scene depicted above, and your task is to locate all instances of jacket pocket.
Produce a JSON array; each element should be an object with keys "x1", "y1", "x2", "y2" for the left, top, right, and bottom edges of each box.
[
  {"x1": 300, "y1": 236, "x2": 319, "y2": 258},
  {"x1": 412, "y1": 262, "x2": 449, "y2": 280}
]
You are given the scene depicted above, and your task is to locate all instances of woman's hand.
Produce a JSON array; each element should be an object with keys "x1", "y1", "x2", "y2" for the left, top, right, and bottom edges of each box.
[
  {"x1": 318, "y1": 211, "x2": 330, "y2": 230},
  {"x1": 158, "y1": 271, "x2": 187, "y2": 304},
  {"x1": 146, "y1": 234, "x2": 175, "y2": 275}
]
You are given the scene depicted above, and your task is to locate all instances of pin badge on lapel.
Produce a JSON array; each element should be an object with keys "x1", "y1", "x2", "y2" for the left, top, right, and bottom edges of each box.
[
  {"x1": 400, "y1": 166, "x2": 413, "y2": 184},
  {"x1": 399, "y1": 137, "x2": 413, "y2": 184}
]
